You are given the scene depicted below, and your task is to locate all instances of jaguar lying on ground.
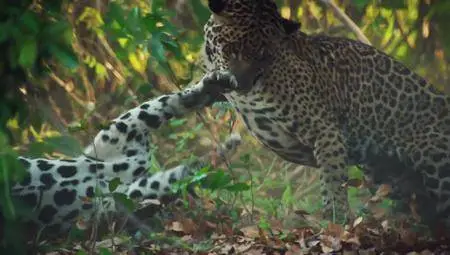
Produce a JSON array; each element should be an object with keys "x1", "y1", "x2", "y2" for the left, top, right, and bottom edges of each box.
[
  {"x1": 202, "y1": 0, "x2": 450, "y2": 226},
  {"x1": 8, "y1": 70, "x2": 241, "y2": 232}
]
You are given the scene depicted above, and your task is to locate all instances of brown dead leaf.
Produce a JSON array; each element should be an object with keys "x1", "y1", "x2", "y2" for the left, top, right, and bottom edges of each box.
[
  {"x1": 204, "y1": 220, "x2": 217, "y2": 230},
  {"x1": 240, "y1": 225, "x2": 260, "y2": 239},
  {"x1": 345, "y1": 178, "x2": 363, "y2": 188},
  {"x1": 203, "y1": 198, "x2": 216, "y2": 211},
  {"x1": 258, "y1": 227, "x2": 269, "y2": 244},
  {"x1": 381, "y1": 220, "x2": 389, "y2": 231},
  {"x1": 75, "y1": 218, "x2": 88, "y2": 230},
  {"x1": 370, "y1": 206, "x2": 387, "y2": 219},
  {"x1": 375, "y1": 184, "x2": 392, "y2": 197},
  {"x1": 320, "y1": 235, "x2": 342, "y2": 253},
  {"x1": 352, "y1": 216, "x2": 363, "y2": 228},
  {"x1": 344, "y1": 236, "x2": 361, "y2": 246},
  {"x1": 140, "y1": 199, "x2": 161, "y2": 206},
  {"x1": 286, "y1": 244, "x2": 302, "y2": 254},
  {"x1": 409, "y1": 197, "x2": 421, "y2": 222},
  {"x1": 235, "y1": 243, "x2": 253, "y2": 253},
  {"x1": 326, "y1": 222, "x2": 345, "y2": 238},
  {"x1": 167, "y1": 221, "x2": 185, "y2": 233},
  {"x1": 180, "y1": 218, "x2": 198, "y2": 235},
  {"x1": 400, "y1": 229, "x2": 417, "y2": 246},
  {"x1": 294, "y1": 209, "x2": 310, "y2": 217}
]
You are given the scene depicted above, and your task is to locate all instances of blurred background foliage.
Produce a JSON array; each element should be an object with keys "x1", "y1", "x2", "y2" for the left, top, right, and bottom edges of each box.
[{"x1": 1, "y1": 0, "x2": 450, "y2": 242}]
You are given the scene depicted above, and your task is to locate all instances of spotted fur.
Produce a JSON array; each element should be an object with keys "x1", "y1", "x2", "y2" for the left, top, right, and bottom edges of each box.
[
  {"x1": 10, "y1": 70, "x2": 241, "y2": 230},
  {"x1": 203, "y1": 0, "x2": 450, "y2": 225}
]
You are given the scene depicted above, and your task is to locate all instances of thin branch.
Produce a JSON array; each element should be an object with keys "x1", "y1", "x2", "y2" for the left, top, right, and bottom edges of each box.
[{"x1": 318, "y1": 0, "x2": 372, "y2": 45}]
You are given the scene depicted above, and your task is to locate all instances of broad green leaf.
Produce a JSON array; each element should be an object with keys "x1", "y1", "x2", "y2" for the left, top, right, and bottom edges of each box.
[
  {"x1": 0, "y1": 22, "x2": 9, "y2": 43},
  {"x1": 191, "y1": 0, "x2": 210, "y2": 26},
  {"x1": 18, "y1": 39, "x2": 37, "y2": 68},
  {"x1": 281, "y1": 185, "x2": 293, "y2": 205},
  {"x1": 379, "y1": 0, "x2": 407, "y2": 9},
  {"x1": 20, "y1": 11, "x2": 40, "y2": 34},
  {"x1": 48, "y1": 44, "x2": 79, "y2": 69},
  {"x1": 225, "y1": 182, "x2": 250, "y2": 192},
  {"x1": 99, "y1": 248, "x2": 113, "y2": 255},
  {"x1": 113, "y1": 193, "x2": 135, "y2": 211},
  {"x1": 170, "y1": 118, "x2": 187, "y2": 127},
  {"x1": 204, "y1": 169, "x2": 231, "y2": 190},
  {"x1": 109, "y1": 177, "x2": 122, "y2": 192},
  {"x1": 27, "y1": 135, "x2": 82, "y2": 157},
  {"x1": 353, "y1": 0, "x2": 371, "y2": 10},
  {"x1": 150, "y1": 35, "x2": 166, "y2": 64}
]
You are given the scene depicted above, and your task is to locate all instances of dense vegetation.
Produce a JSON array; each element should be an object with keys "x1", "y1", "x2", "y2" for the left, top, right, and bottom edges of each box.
[{"x1": 1, "y1": 0, "x2": 450, "y2": 253}]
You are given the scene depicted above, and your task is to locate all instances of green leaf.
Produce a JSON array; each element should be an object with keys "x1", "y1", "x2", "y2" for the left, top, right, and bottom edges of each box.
[
  {"x1": 204, "y1": 169, "x2": 231, "y2": 190},
  {"x1": 170, "y1": 118, "x2": 187, "y2": 127},
  {"x1": 150, "y1": 34, "x2": 167, "y2": 64},
  {"x1": 27, "y1": 135, "x2": 82, "y2": 158},
  {"x1": 225, "y1": 182, "x2": 250, "y2": 192},
  {"x1": 191, "y1": 0, "x2": 210, "y2": 26},
  {"x1": 99, "y1": 248, "x2": 113, "y2": 255},
  {"x1": 20, "y1": 11, "x2": 40, "y2": 34},
  {"x1": 281, "y1": 185, "x2": 293, "y2": 206},
  {"x1": 48, "y1": 44, "x2": 79, "y2": 69},
  {"x1": 239, "y1": 153, "x2": 251, "y2": 164},
  {"x1": 353, "y1": 0, "x2": 371, "y2": 10},
  {"x1": 109, "y1": 177, "x2": 122, "y2": 192},
  {"x1": 18, "y1": 39, "x2": 37, "y2": 68},
  {"x1": 379, "y1": 0, "x2": 407, "y2": 9},
  {"x1": 0, "y1": 22, "x2": 9, "y2": 43},
  {"x1": 113, "y1": 193, "x2": 135, "y2": 211}
]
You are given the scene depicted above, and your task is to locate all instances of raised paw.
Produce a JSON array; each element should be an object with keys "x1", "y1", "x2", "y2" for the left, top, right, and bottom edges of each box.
[{"x1": 202, "y1": 70, "x2": 239, "y2": 96}]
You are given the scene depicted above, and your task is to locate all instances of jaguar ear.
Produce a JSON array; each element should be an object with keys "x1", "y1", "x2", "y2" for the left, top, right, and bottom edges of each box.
[
  {"x1": 281, "y1": 18, "x2": 301, "y2": 35},
  {"x1": 208, "y1": 0, "x2": 227, "y2": 14}
]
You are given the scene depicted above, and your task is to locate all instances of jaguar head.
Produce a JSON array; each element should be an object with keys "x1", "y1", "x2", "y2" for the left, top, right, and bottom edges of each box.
[{"x1": 207, "y1": 0, "x2": 300, "y2": 35}]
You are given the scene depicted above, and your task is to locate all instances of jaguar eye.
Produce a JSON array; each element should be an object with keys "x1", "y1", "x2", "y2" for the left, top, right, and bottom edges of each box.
[{"x1": 208, "y1": 0, "x2": 227, "y2": 14}]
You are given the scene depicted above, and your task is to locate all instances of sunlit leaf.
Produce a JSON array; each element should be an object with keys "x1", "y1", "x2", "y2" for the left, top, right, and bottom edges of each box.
[
  {"x1": 95, "y1": 62, "x2": 107, "y2": 80},
  {"x1": 128, "y1": 52, "x2": 145, "y2": 74},
  {"x1": 170, "y1": 118, "x2": 187, "y2": 127}
]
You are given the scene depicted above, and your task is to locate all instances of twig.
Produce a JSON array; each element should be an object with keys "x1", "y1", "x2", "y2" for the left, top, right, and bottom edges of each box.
[{"x1": 318, "y1": 0, "x2": 372, "y2": 45}]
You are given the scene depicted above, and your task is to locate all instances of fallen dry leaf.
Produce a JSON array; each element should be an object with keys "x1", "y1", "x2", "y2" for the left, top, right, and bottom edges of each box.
[
  {"x1": 240, "y1": 225, "x2": 260, "y2": 239},
  {"x1": 375, "y1": 184, "x2": 392, "y2": 197},
  {"x1": 167, "y1": 221, "x2": 184, "y2": 233},
  {"x1": 353, "y1": 216, "x2": 363, "y2": 228}
]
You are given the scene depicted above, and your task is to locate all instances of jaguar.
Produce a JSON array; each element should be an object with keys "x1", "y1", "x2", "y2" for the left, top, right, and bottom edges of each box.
[
  {"x1": 7, "y1": 70, "x2": 242, "y2": 232},
  {"x1": 202, "y1": 0, "x2": 450, "y2": 226}
]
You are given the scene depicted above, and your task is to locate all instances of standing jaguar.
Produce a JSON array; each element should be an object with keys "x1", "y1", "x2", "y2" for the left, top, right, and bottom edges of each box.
[
  {"x1": 202, "y1": 0, "x2": 450, "y2": 225},
  {"x1": 6, "y1": 70, "x2": 241, "y2": 232}
]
